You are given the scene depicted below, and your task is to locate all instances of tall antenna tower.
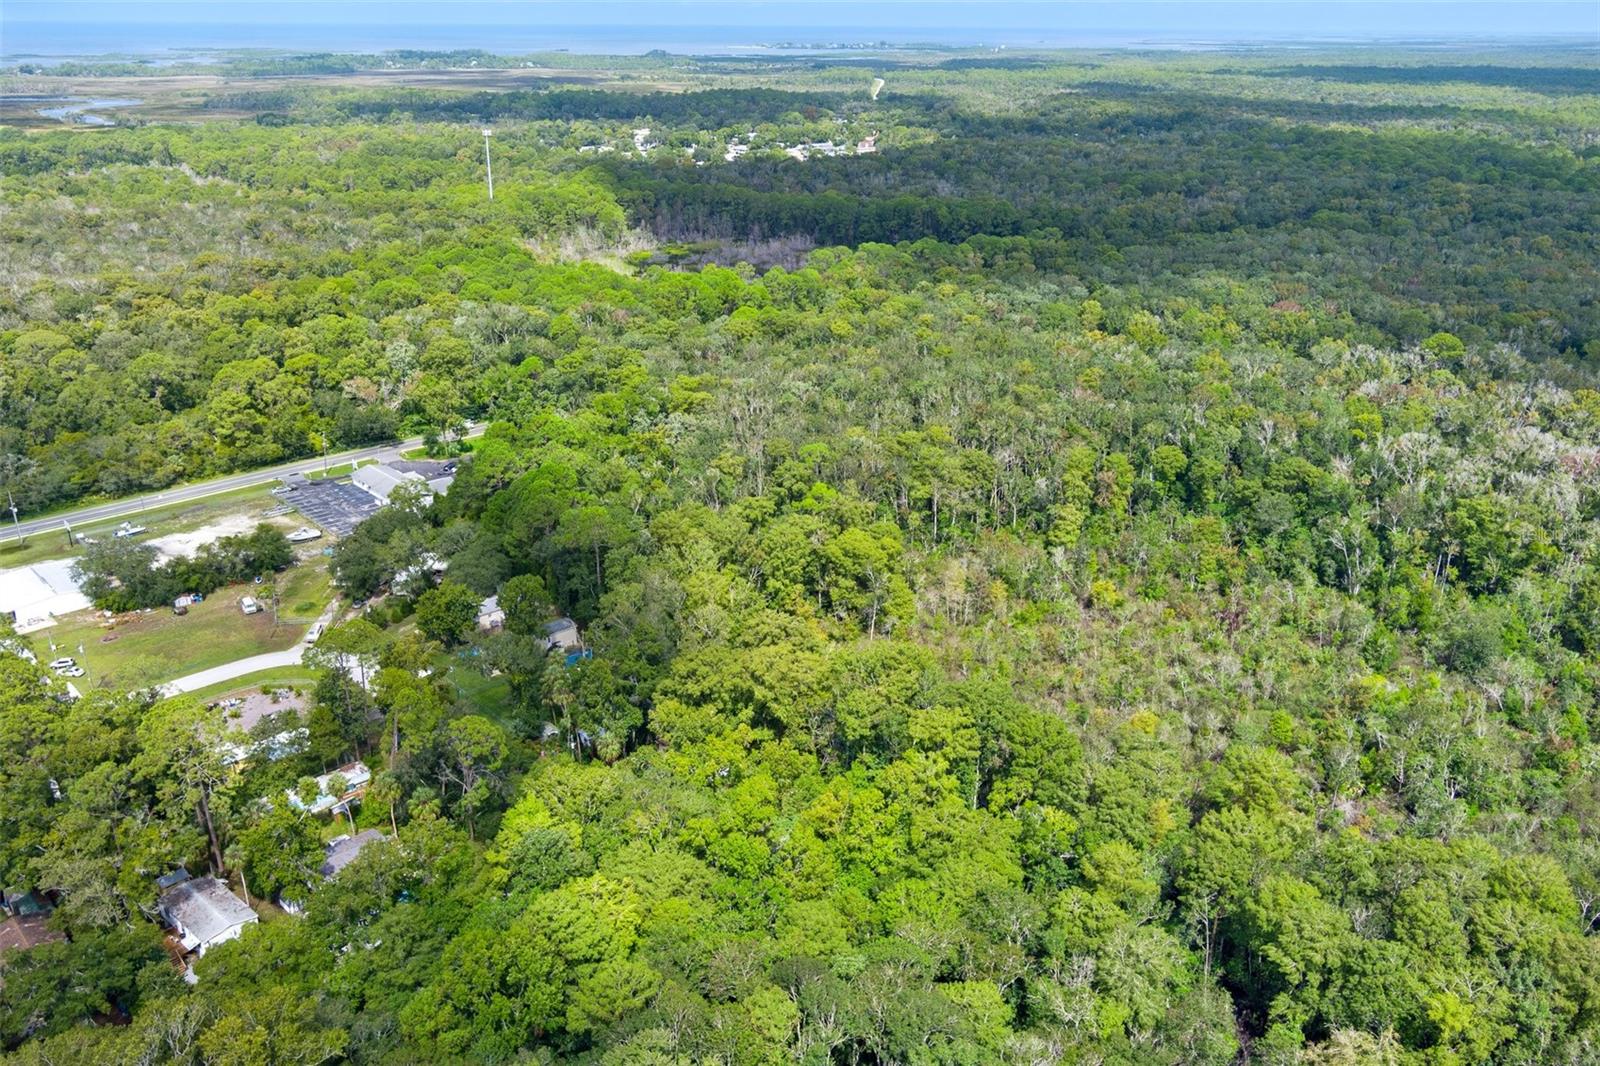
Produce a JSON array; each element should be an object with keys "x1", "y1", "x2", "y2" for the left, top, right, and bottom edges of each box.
[{"x1": 481, "y1": 128, "x2": 494, "y2": 200}]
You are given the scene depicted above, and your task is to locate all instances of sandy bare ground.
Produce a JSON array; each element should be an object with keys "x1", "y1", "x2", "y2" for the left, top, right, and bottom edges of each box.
[
  {"x1": 217, "y1": 686, "x2": 309, "y2": 733},
  {"x1": 146, "y1": 513, "x2": 263, "y2": 562}
]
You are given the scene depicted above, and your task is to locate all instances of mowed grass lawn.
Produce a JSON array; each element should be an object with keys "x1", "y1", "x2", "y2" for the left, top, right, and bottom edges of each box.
[
  {"x1": 433, "y1": 649, "x2": 519, "y2": 730},
  {"x1": 278, "y1": 553, "x2": 334, "y2": 622},
  {"x1": 185, "y1": 666, "x2": 319, "y2": 702},
  {"x1": 40, "y1": 585, "x2": 311, "y2": 690},
  {"x1": 304, "y1": 461, "x2": 357, "y2": 481}
]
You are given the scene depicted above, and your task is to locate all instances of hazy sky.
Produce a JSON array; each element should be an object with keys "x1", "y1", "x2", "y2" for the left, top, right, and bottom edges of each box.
[{"x1": 6, "y1": 1, "x2": 1597, "y2": 45}]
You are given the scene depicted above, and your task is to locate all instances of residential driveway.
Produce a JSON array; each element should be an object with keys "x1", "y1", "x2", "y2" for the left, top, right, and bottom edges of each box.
[
  {"x1": 156, "y1": 602, "x2": 340, "y2": 697},
  {"x1": 158, "y1": 648, "x2": 306, "y2": 696}
]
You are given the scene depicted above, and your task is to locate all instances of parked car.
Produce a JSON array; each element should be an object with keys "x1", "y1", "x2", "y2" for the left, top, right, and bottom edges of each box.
[
  {"x1": 48, "y1": 657, "x2": 75, "y2": 670},
  {"x1": 56, "y1": 667, "x2": 85, "y2": 678},
  {"x1": 240, "y1": 596, "x2": 262, "y2": 615},
  {"x1": 304, "y1": 621, "x2": 326, "y2": 643}
]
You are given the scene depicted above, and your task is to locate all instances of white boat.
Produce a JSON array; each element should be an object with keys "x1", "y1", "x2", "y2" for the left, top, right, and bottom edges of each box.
[
  {"x1": 112, "y1": 522, "x2": 148, "y2": 538},
  {"x1": 286, "y1": 526, "x2": 322, "y2": 542}
]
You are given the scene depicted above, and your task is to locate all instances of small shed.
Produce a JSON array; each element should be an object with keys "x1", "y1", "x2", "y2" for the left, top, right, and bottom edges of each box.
[
  {"x1": 1, "y1": 889, "x2": 51, "y2": 918},
  {"x1": 155, "y1": 866, "x2": 192, "y2": 892},
  {"x1": 541, "y1": 618, "x2": 581, "y2": 653}
]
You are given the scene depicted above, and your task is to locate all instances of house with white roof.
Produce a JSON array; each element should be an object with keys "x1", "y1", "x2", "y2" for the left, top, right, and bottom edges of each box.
[
  {"x1": 285, "y1": 761, "x2": 372, "y2": 816},
  {"x1": 478, "y1": 595, "x2": 505, "y2": 631}
]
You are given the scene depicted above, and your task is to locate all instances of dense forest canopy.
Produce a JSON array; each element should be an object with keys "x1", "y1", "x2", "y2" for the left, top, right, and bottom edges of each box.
[
  {"x1": 0, "y1": 45, "x2": 1598, "y2": 1066},
  {"x1": 3, "y1": 48, "x2": 1599, "y2": 512}
]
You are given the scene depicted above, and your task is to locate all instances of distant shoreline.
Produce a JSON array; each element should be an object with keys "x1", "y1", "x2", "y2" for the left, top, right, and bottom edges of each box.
[{"x1": 6, "y1": 27, "x2": 1596, "y2": 65}]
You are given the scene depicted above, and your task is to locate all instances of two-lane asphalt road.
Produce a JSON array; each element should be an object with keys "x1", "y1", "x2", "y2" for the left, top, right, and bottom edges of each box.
[{"x1": 8, "y1": 424, "x2": 484, "y2": 541}]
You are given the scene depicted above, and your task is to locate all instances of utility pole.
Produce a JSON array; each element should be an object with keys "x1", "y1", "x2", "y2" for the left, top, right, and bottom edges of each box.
[
  {"x1": 0, "y1": 453, "x2": 35, "y2": 544},
  {"x1": 481, "y1": 128, "x2": 494, "y2": 200}
]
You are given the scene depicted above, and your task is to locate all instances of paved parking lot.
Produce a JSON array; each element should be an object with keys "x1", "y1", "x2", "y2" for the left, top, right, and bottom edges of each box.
[{"x1": 274, "y1": 476, "x2": 379, "y2": 537}]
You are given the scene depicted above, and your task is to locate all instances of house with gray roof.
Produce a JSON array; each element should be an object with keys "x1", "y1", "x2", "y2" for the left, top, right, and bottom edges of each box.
[
  {"x1": 542, "y1": 617, "x2": 581, "y2": 652},
  {"x1": 320, "y1": 830, "x2": 388, "y2": 879},
  {"x1": 478, "y1": 594, "x2": 505, "y2": 631},
  {"x1": 157, "y1": 874, "x2": 257, "y2": 958}
]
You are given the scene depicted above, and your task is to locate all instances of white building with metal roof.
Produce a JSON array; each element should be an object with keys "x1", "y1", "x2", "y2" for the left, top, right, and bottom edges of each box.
[{"x1": 0, "y1": 558, "x2": 91, "y2": 632}]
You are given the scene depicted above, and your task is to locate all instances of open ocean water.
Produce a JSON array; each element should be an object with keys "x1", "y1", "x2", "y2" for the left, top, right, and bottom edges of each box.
[
  {"x1": 6, "y1": 17, "x2": 1553, "y2": 63},
  {"x1": 2, "y1": 20, "x2": 1176, "y2": 60}
]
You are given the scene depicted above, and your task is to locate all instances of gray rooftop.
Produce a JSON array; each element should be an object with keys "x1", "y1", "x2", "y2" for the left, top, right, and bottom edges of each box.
[
  {"x1": 320, "y1": 829, "x2": 388, "y2": 879},
  {"x1": 351, "y1": 463, "x2": 417, "y2": 502},
  {"x1": 158, "y1": 875, "x2": 256, "y2": 945},
  {"x1": 542, "y1": 617, "x2": 581, "y2": 650}
]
